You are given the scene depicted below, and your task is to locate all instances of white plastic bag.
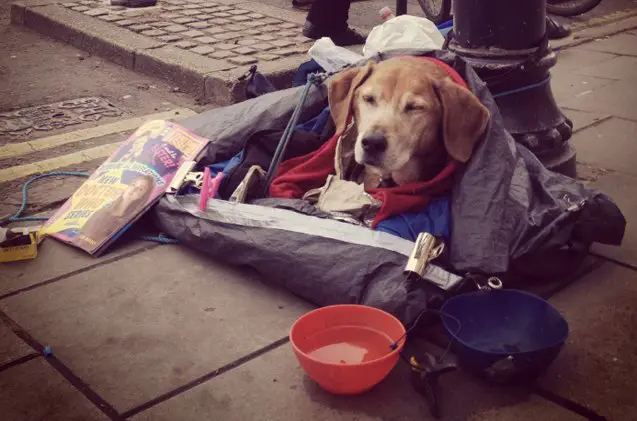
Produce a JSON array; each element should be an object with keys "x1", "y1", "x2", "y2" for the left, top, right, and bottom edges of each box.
[
  {"x1": 308, "y1": 37, "x2": 364, "y2": 73},
  {"x1": 363, "y1": 15, "x2": 445, "y2": 57}
]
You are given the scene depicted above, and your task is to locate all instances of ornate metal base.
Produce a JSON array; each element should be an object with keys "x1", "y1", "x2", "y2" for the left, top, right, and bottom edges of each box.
[{"x1": 448, "y1": 41, "x2": 576, "y2": 177}]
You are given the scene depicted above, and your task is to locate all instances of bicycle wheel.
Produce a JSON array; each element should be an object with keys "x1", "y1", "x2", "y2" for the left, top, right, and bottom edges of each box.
[
  {"x1": 546, "y1": 0, "x2": 602, "y2": 17},
  {"x1": 418, "y1": 0, "x2": 452, "y2": 25}
]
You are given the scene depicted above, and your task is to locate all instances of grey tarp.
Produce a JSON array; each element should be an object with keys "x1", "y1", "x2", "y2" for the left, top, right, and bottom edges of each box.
[
  {"x1": 183, "y1": 84, "x2": 328, "y2": 166},
  {"x1": 153, "y1": 50, "x2": 625, "y2": 325}
]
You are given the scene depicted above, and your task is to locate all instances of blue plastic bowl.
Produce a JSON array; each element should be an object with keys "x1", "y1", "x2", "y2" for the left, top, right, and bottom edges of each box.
[{"x1": 440, "y1": 290, "x2": 568, "y2": 383}]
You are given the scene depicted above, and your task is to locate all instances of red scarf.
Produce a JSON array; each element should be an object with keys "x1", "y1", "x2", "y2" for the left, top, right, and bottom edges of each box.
[{"x1": 269, "y1": 57, "x2": 466, "y2": 227}]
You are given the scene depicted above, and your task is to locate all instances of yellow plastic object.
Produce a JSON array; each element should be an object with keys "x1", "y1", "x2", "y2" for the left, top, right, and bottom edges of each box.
[{"x1": 0, "y1": 230, "x2": 41, "y2": 263}]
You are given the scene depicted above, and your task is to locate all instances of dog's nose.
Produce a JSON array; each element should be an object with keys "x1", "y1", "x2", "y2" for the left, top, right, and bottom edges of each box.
[{"x1": 361, "y1": 134, "x2": 387, "y2": 154}]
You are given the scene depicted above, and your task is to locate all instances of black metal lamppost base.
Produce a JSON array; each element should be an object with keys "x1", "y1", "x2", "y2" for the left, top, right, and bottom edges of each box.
[{"x1": 447, "y1": 38, "x2": 576, "y2": 177}]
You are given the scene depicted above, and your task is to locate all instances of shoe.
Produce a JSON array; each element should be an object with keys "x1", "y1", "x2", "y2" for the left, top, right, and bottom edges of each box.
[
  {"x1": 330, "y1": 27, "x2": 367, "y2": 46},
  {"x1": 302, "y1": 21, "x2": 367, "y2": 46},
  {"x1": 546, "y1": 17, "x2": 571, "y2": 40}
]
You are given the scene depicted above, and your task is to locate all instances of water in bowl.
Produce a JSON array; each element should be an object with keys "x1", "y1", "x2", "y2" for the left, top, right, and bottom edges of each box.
[{"x1": 306, "y1": 325, "x2": 394, "y2": 364}]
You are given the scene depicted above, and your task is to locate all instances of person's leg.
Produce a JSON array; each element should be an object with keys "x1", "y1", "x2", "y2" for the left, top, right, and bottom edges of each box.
[
  {"x1": 303, "y1": 0, "x2": 366, "y2": 46},
  {"x1": 307, "y1": 0, "x2": 350, "y2": 31}
]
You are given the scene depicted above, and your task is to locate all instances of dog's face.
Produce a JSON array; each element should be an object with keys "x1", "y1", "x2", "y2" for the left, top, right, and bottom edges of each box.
[
  {"x1": 352, "y1": 60, "x2": 445, "y2": 183},
  {"x1": 328, "y1": 57, "x2": 490, "y2": 185}
]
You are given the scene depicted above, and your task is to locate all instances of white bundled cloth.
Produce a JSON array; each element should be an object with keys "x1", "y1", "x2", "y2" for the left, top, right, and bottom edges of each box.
[
  {"x1": 363, "y1": 15, "x2": 445, "y2": 57},
  {"x1": 308, "y1": 37, "x2": 364, "y2": 73},
  {"x1": 307, "y1": 15, "x2": 445, "y2": 73}
]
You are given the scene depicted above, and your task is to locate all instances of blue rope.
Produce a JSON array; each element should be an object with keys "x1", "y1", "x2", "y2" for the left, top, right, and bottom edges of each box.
[
  {"x1": 492, "y1": 75, "x2": 551, "y2": 99},
  {"x1": 139, "y1": 234, "x2": 180, "y2": 245},
  {"x1": 9, "y1": 171, "x2": 89, "y2": 222},
  {"x1": 8, "y1": 171, "x2": 178, "y2": 245}
]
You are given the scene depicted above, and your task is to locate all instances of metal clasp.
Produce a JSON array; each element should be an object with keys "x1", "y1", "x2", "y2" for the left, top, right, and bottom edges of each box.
[
  {"x1": 184, "y1": 171, "x2": 204, "y2": 189},
  {"x1": 166, "y1": 160, "x2": 198, "y2": 194},
  {"x1": 405, "y1": 232, "x2": 446, "y2": 278},
  {"x1": 468, "y1": 274, "x2": 503, "y2": 291}
]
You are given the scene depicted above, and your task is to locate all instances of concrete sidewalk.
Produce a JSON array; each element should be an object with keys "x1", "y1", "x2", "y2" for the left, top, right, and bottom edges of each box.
[{"x1": 1, "y1": 22, "x2": 637, "y2": 421}]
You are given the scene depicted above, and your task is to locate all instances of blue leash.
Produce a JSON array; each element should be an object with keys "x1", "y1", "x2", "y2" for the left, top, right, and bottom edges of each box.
[{"x1": 8, "y1": 171, "x2": 179, "y2": 245}]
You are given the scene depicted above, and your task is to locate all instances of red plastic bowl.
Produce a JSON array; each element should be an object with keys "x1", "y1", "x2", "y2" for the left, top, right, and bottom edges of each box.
[{"x1": 289, "y1": 304, "x2": 406, "y2": 395}]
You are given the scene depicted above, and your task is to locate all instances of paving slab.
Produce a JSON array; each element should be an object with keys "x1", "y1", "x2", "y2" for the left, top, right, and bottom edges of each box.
[
  {"x1": 561, "y1": 79, "x2": 637, "y2": 121},
  {"x1": 235, "y1": 1, "x2": 306, "y2": 24},
  {"x1": 0, "y1": 236, "x2": 153, "y2": 298},
  {"x1": 579, "y1": 32, "x2": 637, "y2": 56},
  {"x1": 0, "y1": 320, "x2": 32, "y2": 365},
  {"x1": 22, "y1": 4, "x2": 163, "y2": 69},
  {"x1": 570, "y1": 117, "x2": 637, "y2": 176},
  {"x1": 539, "y1": 262, "x2": 637, "y2": 421},
  {"x1": 0, "y1": 245, "x2": 313, "y2": 412},
  {"x1": 575, "y1": 55, "x2": 637, "y2": 81},
  {"x1": 587, "y1": 171, "x2": 637, "y2": 266},
  {"x1": 132, "y1": 343, "x2": 580, "y2": 421},
  {"x1": 553, "y1": 47, "x2": 618, "y2": 74},
  {"x1": 550, "y1": 73, "x2": 615, "y2": 103},
  {"x1": 561, "y1": 108, "x2": 611, "y2": 133},
  {"x1": 0, "y1": 357, "x2": 110, "y2": 421}
]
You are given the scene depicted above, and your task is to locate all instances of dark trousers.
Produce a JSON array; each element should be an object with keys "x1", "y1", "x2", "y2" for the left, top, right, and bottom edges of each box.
[{"x1": 307, "y1": 0, "x2": 352, "y2": 31}]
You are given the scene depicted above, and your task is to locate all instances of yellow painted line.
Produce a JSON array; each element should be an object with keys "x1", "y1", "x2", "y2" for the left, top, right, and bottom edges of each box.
[
  {"x1": 0, "y1": 108, "x2": 196, "y2": 160},
  {"x1": 0, "y1": 143, "x2": 123, "y2": 183}
]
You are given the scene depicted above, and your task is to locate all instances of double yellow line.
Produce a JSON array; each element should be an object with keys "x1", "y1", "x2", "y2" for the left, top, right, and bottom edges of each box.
[{"x1": 0, "y1": 108, "x2": 196, "y2": 183}]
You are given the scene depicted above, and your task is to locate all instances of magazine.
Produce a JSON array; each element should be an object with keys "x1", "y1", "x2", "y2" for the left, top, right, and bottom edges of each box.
[{"x1": 44, "y1": 120, "x2": 209, "y2": 256}]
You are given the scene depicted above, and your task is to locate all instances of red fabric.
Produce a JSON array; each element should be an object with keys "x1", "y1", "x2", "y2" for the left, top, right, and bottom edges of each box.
[
  {"x1": 268, "y1": 137, "x2": 339, "y2": 199},
  {"x1": 367, "y1": 161, "x2": 457, "y2": 226},
  {"x1": 269, "y1": 57, "x2": 466, "y2": 227}
]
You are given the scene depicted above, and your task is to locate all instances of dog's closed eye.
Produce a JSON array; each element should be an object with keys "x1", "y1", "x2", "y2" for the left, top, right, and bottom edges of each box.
[
  {"x1": 404, "y1": 102, "x2": 421, "y2": 112},
  {"x1": 403, "y1": 102, "x2": 427, "y2": 113},
  {"x1": 362, "y1": 94, "x2": 376, "y2": 105}
]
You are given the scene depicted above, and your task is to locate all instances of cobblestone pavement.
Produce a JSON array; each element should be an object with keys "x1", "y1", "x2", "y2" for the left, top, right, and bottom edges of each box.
[{"x1": 62, "y1": 0, "x2": 313, "y2": 68}]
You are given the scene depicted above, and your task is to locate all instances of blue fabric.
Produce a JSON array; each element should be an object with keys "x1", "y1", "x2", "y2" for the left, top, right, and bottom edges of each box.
[
  {"x1": 296, "y1": 107, "x2": 330, "y2": 135},
  {"x1": 207, "y1": 160, "x2": 228, "y2": 177},
  {"x1": 183, "y1": 152, "x2": 245, "y2": 195},
  {"x1": 376, "y1": 195, "x2": 451, "y2": 242},
  {"x1": 205, "y1": 151, "x2": 244, "y2": 177},
  {"x1": 220, "y1": 151, "x2": 243, "y2": 175}
]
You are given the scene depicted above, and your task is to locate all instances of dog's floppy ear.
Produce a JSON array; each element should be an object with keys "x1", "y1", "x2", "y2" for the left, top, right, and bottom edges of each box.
[
  {"x1": 328, "y1": 62, "x2": 374, "y2": 135},
  {"x1": 434, "y1": 78, "x2": 490, "y2": 163}
]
